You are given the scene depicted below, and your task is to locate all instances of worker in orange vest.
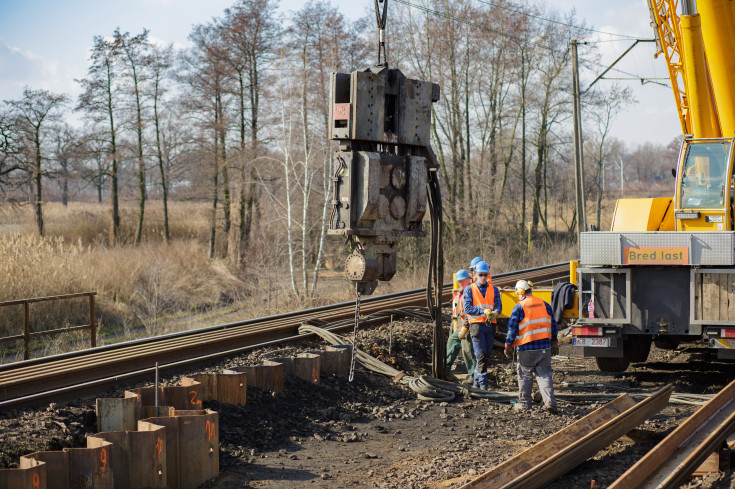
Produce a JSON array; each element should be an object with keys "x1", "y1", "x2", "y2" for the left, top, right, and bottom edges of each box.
[
  {"x1": 446, "y1": 269, "x2": 475, "y2": 383},
  {"x1": 462, "y1": 261, "x2": 501, "y2": 389},
  {"x1": 504, "y1": 280, "x2": 559, "y2": 413}
]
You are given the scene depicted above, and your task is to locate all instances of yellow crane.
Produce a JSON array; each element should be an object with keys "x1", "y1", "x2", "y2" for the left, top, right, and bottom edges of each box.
[{"x1": 573, "y1": 0, "x2": 735, "y2": 371}]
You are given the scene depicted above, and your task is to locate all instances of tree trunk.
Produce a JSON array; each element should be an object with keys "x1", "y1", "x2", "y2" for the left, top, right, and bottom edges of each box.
[
  {"x1": 153, "y1": 75, "x2": 169, "y2": 243},
  {"x1": 216, "y1": 92, "x2": 230, "y2": 252},
  {"x1": 209, "y1": 117, "x2": 219, "y2": 260},
  {"x1": 34, "y1": 130, "x2": 44, "y2": 236},
  {"x1": 107, "y1": 64, "x2": 120, "y2": 243},
  {"x1": 133, "y1": 68, "x2": 146, "y2": 246},
  {"x1": 61, "y1": 158, "x2": 69, "y2": 207}
]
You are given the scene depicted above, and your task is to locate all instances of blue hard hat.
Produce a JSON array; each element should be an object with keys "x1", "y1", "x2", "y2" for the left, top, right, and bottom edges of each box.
[
  {"x1": 475, "y1": 261, "x2": 490, "y2": 273},
  {"x1": 469, "y1": 256, "x2": 484, "y2": 269},
  {"x1": 456, "y1": 269, "x2": 471, "y2": 281}
]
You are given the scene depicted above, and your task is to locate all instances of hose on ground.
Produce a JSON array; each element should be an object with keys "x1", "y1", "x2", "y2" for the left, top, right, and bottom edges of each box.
[{"x1": 298, "y1": 324, "x2": 714, "y2": 406}]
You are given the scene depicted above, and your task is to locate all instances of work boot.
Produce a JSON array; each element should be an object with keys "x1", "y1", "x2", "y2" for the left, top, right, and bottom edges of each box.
[
  {"x1": 545, "y1": 404, "x2": 559, "y2": 414},
  {"x1": 461, "y1": 377, "x2": 474, "y2": 386},
  {"x1": 480, "y1": 385, "x2": 490, "y2": 391},
  {"x1": 513, "y1": 403, "x2": 530, "y2": 410}
]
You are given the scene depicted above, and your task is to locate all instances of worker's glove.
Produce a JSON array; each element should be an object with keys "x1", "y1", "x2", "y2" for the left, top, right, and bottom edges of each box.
[
  {"x1": 504, "y1": 344, "x2": 513, "y2": 358},
  {"x1": 551, "y1": 340, "x2": 559, "y2": 356},
  {"x1": 451, "y1": 314, "x2": 459, "y2": 320},
  {"x1": 458, "y1": 327, "x2": 469, "y2": 340},
  {"x1": 485, "y1": 310, "x2": 498, "y2": 322}
]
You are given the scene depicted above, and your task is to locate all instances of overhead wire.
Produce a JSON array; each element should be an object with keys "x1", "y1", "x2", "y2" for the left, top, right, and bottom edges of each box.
[
  {"x1": 391, "y1": 0, "x2": 553, "y2": 51},
  {"x1": 473, "y1": 0, "x2": 642, "y2": 40}
]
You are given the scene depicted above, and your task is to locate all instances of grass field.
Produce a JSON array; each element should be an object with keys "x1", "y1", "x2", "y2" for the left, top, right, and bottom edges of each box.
[{"x1": 0, "y1": 194, "x2": 622, "y2": 362}]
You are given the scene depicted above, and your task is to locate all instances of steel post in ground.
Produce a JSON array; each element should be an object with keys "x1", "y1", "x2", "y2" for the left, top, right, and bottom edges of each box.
[
  {"x1": 23, "y1": 302, "x2": 30, "y2": 360},
  {"x1": 89, "y1": 294, "x2": 96, "y2": 348}
]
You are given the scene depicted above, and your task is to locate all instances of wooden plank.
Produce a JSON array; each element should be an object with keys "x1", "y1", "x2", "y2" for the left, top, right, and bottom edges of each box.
[
  {"x1": 719, "y1": 274, "x2": 728, "y2": 321},
  {"x1": 694, "y1": 273, "x2": 701, "y2": 321},
  {"x1": 703, "y1": 274, "x2": 718, "y2": 321},
  {"x1": 728, "y1": 274, "x2": 735, "y2": 322}
]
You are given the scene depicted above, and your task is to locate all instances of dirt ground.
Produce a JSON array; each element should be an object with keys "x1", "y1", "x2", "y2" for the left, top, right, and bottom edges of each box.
[{"x1": 3, "y1": 318, "x2": 735, "y2": 489}]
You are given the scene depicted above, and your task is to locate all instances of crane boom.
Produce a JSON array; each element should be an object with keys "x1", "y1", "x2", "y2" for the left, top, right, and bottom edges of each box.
[{"x1": 647, "y1": 0, "x2": 690, "y2": 135}]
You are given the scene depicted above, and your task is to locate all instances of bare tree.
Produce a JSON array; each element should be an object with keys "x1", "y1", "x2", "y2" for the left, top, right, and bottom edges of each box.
[
  {"x1": 222, "y1": 0, "x2": 281, "y2": 265},
  {"x1": 151, "y1": 44, "x2": 174, "y2": 243},
  {"x1": 77, "y1": 35, "x2": 123, "y2": 241},
  {"x1": 587, "y1": 84, "x2": 634, "y2": 229},
  {"x1": 5, "y1": 87, "x2": 68, "y2": 235},
  {"x1": 183, "y1": 21, "x2": 233, "y2": 258},
  {"x1": 117, "y1": 28, "x2": 152, "y2": 245}
]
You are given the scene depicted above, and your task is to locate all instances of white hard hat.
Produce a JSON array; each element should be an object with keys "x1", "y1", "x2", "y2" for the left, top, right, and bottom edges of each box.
[{"x1": 515, "y1": 280, "x2": 533, "y2": 292}]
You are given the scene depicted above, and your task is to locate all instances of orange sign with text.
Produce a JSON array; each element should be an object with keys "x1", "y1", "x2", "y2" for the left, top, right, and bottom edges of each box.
[{"x1": 623, "y1": 247, "x2": 689, "y2": 265}]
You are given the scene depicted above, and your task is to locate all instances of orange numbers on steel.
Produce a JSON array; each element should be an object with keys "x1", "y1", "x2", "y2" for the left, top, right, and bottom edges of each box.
[
  {"x1": 189, "y1": 390, "x2": 202, "y2": 407},
  {"x1": 204, "y1": 420, "x2": 215, "y2": 441},
  {"x1": 99, "y1": 448, "x2": 107, "y2": 471},
  {"x1": 32, "y1": 474, "x2": 39, "y2": 488},
  {"x1": 155, "y1": 437, "x2": 164, "y2": 458}
]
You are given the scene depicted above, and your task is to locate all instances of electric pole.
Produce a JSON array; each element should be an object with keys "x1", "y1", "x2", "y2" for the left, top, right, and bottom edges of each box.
[{"x1": 571, "y1": 39, "x2": 587, "y2": 242}]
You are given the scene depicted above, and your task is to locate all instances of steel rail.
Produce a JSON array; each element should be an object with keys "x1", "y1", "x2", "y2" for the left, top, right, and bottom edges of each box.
[
  {"x1": 608, "y1": 377, "x2": 735, "y2": 489},
  {"x1": 0, "y1": 262, "x2": 570, "y2": 407},
  {"x1": 461, "y1": 385, "x2": 674, "y2": 489}
]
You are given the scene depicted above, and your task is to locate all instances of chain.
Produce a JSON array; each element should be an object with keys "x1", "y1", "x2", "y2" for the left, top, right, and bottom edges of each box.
[{"x1": 348, "y1": 284, "x2": 361, "y2": 382}]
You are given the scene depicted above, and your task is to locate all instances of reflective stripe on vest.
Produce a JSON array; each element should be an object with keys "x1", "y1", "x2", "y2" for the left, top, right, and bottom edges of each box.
[
  {"x1": 512, "y1": 295, "x2": 552, "y2": 346},
  {"x1": 452, "y1": 291, "x2": 467, "y2": 331},
  {"x1": 468, "y1": 282, "x2": 496, "y2": 323}
]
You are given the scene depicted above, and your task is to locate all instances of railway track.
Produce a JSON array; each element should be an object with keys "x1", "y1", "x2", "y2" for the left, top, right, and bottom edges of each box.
[{"x1": 0, "y1": 262, "x2": 571, "y2": 408}]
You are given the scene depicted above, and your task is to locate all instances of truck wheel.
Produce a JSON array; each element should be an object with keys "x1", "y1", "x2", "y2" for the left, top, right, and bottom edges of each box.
[
  {"x1": 596, "y1": 356, "x2": 630, "y2": 372},
  {"x1": 625, "y1": 337, "x2": 652, "y2": 363}
]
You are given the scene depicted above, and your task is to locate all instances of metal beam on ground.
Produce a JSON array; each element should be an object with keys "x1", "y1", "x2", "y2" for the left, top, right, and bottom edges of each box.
[
  {"x1": 460, "y1": 384, "x2": 674, "y2": 489},
  {"x1": 608, "y1": 378, "x2": 735, "y2": 489}
]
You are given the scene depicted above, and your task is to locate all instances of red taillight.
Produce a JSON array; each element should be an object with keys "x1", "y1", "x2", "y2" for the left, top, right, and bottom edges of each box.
[
  {"x1": 722, "y1": 329, "x2": 735, "y2": 338},
  {"x1": 573, "y1": 326, "x2": 602, "y2": 336}
]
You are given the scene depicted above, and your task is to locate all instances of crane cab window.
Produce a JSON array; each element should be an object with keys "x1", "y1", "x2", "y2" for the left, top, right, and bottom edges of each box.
[{"x1": 679, "y1": 141, "x2": 732, "y2": 209}]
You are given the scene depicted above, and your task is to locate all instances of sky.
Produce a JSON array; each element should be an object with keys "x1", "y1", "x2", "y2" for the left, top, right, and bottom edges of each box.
[{"x1": 0, "y1": 0, "x2": 680, "y2": 146}]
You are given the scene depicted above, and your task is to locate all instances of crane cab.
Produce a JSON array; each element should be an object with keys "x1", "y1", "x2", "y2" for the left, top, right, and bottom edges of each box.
[{"x1": 675, "y1": 137, "x2": 735, "y2": 231}]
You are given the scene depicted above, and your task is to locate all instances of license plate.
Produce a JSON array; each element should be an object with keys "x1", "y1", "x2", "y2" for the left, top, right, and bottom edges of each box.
[{"x1": 573, "y1": 337, "x2": 610, "y2": 347}]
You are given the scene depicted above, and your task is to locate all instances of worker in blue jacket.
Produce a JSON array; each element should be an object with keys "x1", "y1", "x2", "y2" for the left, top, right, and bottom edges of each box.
[{"x1": 463, "y1": 261, "x2": 502, "y2": 389}]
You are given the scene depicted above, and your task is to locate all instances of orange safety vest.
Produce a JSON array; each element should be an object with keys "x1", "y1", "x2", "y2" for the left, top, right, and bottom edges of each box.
[
  {"x1": 512, "y1": 295, "x2": 552, "y2": 347},
  {"x1": 452, "y1": 290, "x2": 466, "y2": 332},
  {"x1": 468, "y1": 282, "x2": 496, "y2": 324}
]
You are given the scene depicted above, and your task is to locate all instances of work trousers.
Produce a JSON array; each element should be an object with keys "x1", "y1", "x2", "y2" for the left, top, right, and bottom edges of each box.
[
  {"x1": 446, "y1": 330, "x2": 476, "y2": 375},
  {"x1": 516, "y1": 348, "x2": 556, "y2": 408},
  {"x1": 470, "y1": 323, "x2": 495, "y2": 387}
]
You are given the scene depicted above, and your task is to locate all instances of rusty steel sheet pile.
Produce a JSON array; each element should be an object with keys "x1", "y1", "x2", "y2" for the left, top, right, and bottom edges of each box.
[
  {"x1": 0, "y1": 346, "x2": 354, "y2": 489},
  {"x1": 460, "y1": 384, "x2": 674, "y2": 489}
]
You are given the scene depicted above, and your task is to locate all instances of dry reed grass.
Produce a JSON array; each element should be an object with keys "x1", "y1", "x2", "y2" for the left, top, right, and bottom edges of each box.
[
  {"x1": 0, "y1": 201, "x2": 212, "y2": 246},
  {"x1": 0, "y1": 229, "x2": 242, "y2": 360}
]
